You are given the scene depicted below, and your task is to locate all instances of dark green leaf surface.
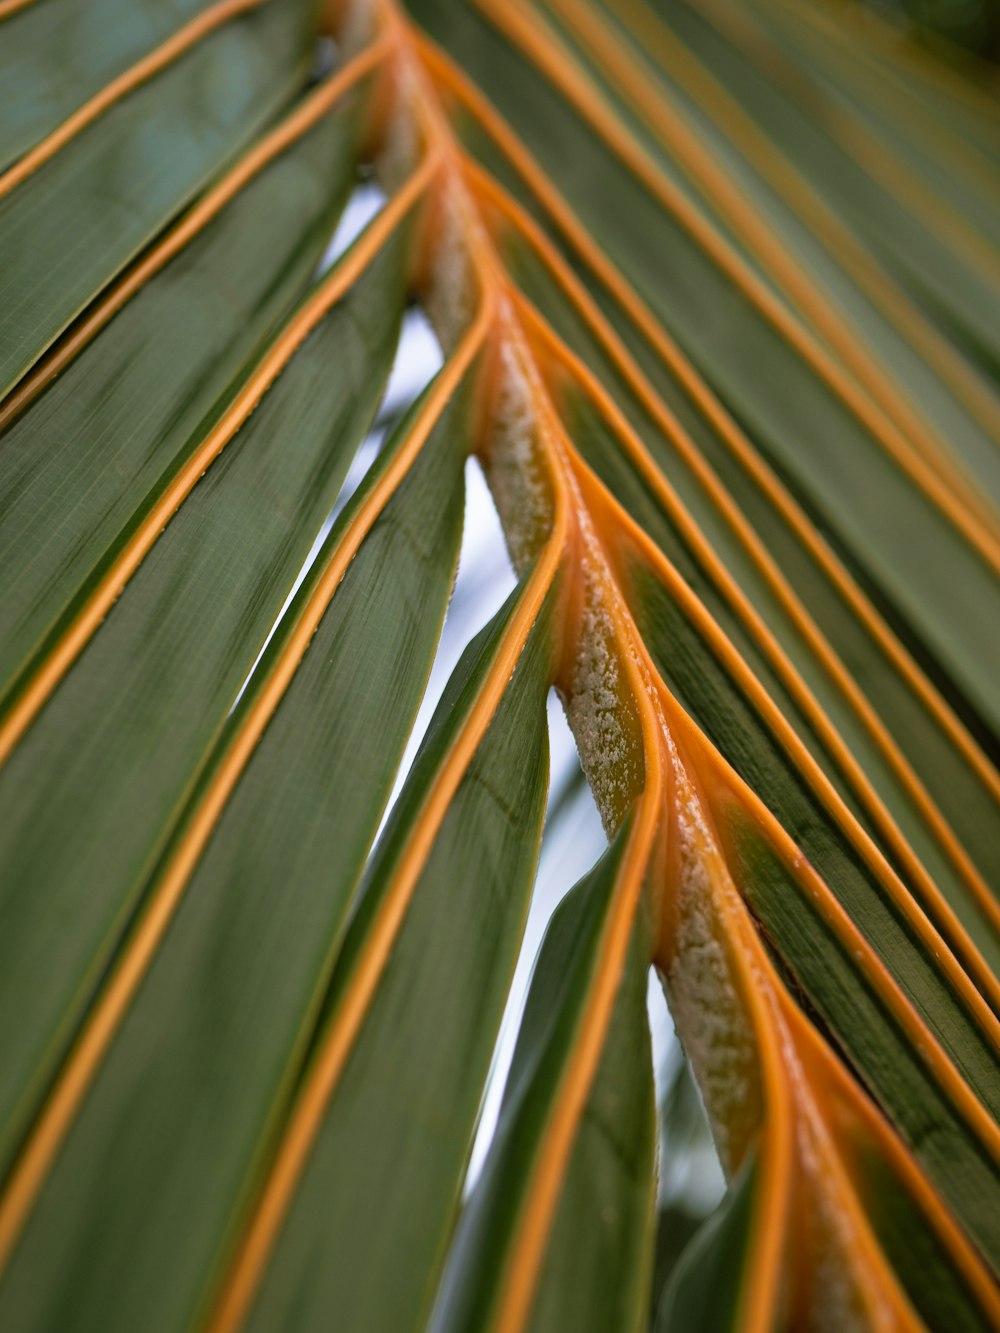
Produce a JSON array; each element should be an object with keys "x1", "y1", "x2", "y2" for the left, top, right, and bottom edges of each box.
[
  {"x1": 428, "y1": 826, "x2": 656, "y2": 1333},
  {"x1": 0, "y1": 0, "x2": 313, "y2": 398},
  {"x1": 0, "y1": 371, "x2": 468, "y2": 1333},
  {"x1": 643, "y1": 0, "x2": 1000, "y2": 371},
  {"x1": 0, "y1": 85, "x2": 366, "y2": 709},
  {"x1": 646, "y1": 1058, "x2": 722, "y2": 1324},
  {"x1": 857, "y1": 1143, "x2": 996, "y2": 1333},
  {"x1": 0, "y1": 229, "x2": 410, "y2": 1169},
  {"x1": 0, "y1": 0, "x2": 216, "y2": 169},
  {"x1": 654, "y1": 1157, "x2": 757, "y2": 1333},
  {"x1": 241, "y1": 583, "x2": 553, "y2": 1333},
  {"x1": 740, "y1": 0, "x2": 1000, "y2": 257},
  {"x1": 524, "y1": 904, "x2": 656, "y2": 1333},
  {"x1": 647, "y1": 1202, "x2": 710, "y2": 1328},
  {"x1": 846, "y1": 32, "x2": 1000, "y2": 168},
  {"x1": 544, "y1": 0, "x2": 1000, "y2": 516}
]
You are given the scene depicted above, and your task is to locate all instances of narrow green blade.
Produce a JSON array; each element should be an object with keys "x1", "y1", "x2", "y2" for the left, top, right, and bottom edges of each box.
[
  {"x1": 0, "y1": 0, "x2": 313, "y2": 397},
  {"x1": 0, "y1": 228, "x2": 410, "y2": 1167},
  {"x1": 0, "y1": 0, "x2": 218, "y2": 169},
  {"x1": 654, "y1": 1157, "x2": 757, "y2": 1333},
  {"x1": 429, "y1": 829, "x2": 657, "y2": 1333},
  {"x1": 0, "y1": 375, "x2": 468, "y2": 1333},
  {"x1": 0, "y1": 83, "x2": 366, "y2": 708},
  {"x1": 524, "y1": 905, "x2": 656, "y2": 1333},
  {"x1": 240, "y1": 583, "x2": 553, "y2": 1333}
]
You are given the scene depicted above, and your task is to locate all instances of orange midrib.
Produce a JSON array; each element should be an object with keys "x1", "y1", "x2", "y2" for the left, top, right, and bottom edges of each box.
[
  {"x1": 468, "y1": 411, "x2": 651, "y2": 1332},
  {"x1": 0, "y1": 0, "x2": 38, "y2": 20}
]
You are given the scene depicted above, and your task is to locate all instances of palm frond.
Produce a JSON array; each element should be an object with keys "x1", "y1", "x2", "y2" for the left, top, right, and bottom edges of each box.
[{"x1": 0, "y1": 0, "x2": 998, "y2": 1329}]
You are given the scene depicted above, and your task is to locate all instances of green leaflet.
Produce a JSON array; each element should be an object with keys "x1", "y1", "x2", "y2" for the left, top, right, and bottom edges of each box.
[
  {"x1": 625, "y1": 555, "x2": 1000, "y2": 1267},
  {"x1": 0, "y1": 373, "x2": 469, "y2": 1333},
  {"x1": 647, "y1": 1202, "x2": 711, "y2": 1329},
  {"x1": 741, "y1": 0, "x2": 1000, "y2": 282},
  {"x1": 0, "y1": 0, "x2": 314, "y2": 398},
  {"x1": 649, "y1": 0, "x2": 1000, "y2": 372},
  {"x1": 546, "y1": 0, "x2": 1000, "y2": 517},
  {"x1": 428, "y1": 826, "x2": 657, "y2": 1333},
  {"x1": 407, "y1": 0, "x2": 1000, "y2": 734},
  {"x1": 0, "y1": 226, "x2": 410, "y2": 1171},
  {"x1": 848, "y1": 35, "x2": 1000, "y2": 169},
  {"x1": 490, "y1": 170, "x2": 1000, "y2": 971},
  {"x1": 0, "y1": 83, "x2": 366, "y2": 709},
  {"x1": 240, "y1": 581, "x2": 553, "y2": 1333},
  {"x1": 524, "y1": 901, "x2": 656, "y2": 1333},
  {"x1": 856, "y1": 1144, "x2": 996, "y2": 1333},
  {"x1": 0, "y1": 0, "x2": 998, "y2": 1325},
  {"x1": 646, "y1": 1058, "x2": 722, "y2": 1323},
  {"x1": 562, "y1": 378, "x2": 1000, "y2": 976},
  {"x1": 0, "y1": 0, "x2": 216, "y2": 169},
  {"x1": 654, "y1": 1156, "x2": 757, "y2": 1333}
]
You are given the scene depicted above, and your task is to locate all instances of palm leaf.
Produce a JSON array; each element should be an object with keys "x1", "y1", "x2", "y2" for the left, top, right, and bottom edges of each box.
[{"x1": 0, "y1": 0, "x2": 999, "y2": 1329}]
